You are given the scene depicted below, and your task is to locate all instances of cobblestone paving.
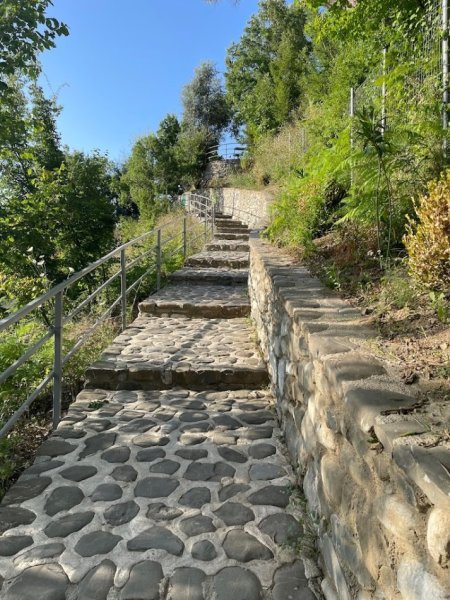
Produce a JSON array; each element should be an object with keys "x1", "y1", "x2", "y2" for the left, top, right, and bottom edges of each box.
[
  {"x1": 206, "y1": 241, "x2": 250, "y2": 252},
  {"x1": 170, "y1": 267, "x2": 248, "y2": 286},
  {"x1": 185, "y1": 251, "x2": 249, "y2": 269},
  {"x1": 139, "y1": 284, "x2": 249, "y2": 318},
  {"x1": 86, "y1": 316, "x2": 268, "y2": 390},
  {"x1": 0, "y1": 215, "x2": 316, "y2": 599}
]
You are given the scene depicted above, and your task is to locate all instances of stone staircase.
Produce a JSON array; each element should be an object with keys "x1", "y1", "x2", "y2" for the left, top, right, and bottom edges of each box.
[{"x1": 0, "y1": 214, "x2": 316, "y2": 600}]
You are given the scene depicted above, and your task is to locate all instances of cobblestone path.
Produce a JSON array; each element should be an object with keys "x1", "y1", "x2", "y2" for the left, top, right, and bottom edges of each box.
[{"x1": 0, "y1": 215, "x2": 315, "y2": 599}]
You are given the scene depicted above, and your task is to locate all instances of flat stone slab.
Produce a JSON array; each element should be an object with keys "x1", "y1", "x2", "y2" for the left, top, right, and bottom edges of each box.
[
  {"x1": 85, "y1": 316, "x2": 268, "y2": 390},
  {"x1": 0, "y1": 388, "x2": 306, "y2": 597},
  {"x1": 139, "y1": 283, "x2": 250, "y2": 319}
]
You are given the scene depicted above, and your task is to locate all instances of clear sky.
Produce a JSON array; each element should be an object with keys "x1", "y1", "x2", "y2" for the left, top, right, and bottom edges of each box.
[{"x1": 39, "y1": 0, "x2": 260, "y2": 163}]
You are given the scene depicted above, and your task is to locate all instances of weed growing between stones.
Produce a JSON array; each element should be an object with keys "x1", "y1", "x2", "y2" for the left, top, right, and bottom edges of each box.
[{"x1": 286, "y1": 485, "x2": 320, "y2": 562}]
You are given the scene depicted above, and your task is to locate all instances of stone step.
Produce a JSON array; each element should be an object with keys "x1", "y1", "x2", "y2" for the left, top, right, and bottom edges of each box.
[
  {"x1": 206, "y1": 241, "x2": 250, "y2": 252},
  {"x1": 214, "y1": 213, "x2": 232, "y2": 219},
  {"x1": 215, "y1": 226, "x2": 249, "y2": 234},
  {"x1": 215, "y1": 218, "x2": 245, "y2": 228},
  {"x1": 170, "y1": 267, "x2": 248, "y2": 286},
  {"x1": 185, "y1": 251, "x2": 249, "y2": 269},
  {"x1": 139, "y1": 284, "x2": 250, "y2": 318},
  {"x1": 85, "y1": 316, "x2": 268, "y2": 390},
  {"x1": 214, "y1": 232, "x2": 250, "y2": 241}
]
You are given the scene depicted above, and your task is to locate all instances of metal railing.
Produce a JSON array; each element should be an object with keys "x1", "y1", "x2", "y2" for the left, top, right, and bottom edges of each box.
[
  {"x1": 206, "y1": 142, "x2": 247, "y2": 161},
  {"x1": 0, "y1": 199, "x2": 215, "y2": 438}
]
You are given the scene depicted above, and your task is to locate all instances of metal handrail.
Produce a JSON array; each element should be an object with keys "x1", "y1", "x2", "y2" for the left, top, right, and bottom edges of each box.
[
  {"x1": 0, "y1": 203, "x2": 215, "y2": 438},
  {"x1": 186, "y1": 192, "x2": 264, "y2": 227}
]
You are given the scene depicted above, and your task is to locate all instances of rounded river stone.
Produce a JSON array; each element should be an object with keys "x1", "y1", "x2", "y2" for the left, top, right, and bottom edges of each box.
[
  {"x1": 45, "y1": 486, "x2": 84, "y2": 516},
  {"x1": 24, "y1": 460, "x2": 63, "y2": 476},
  {"x1": 148, "y1": 459, "x2": 180, "y2": 475},
  {"x1": 60, "y1": 465, "x2": 97, "y2": 482},
  {"x1": 167, "y1": 567, "x2": 206, "y2": 600},
  {"x1": 36, "y1": 439, "x2": 76, "y2": 457},
  {"x1": 2, "y1": 477, "x2": 51, "y2": 506},
  {"x1": 218, "y1": 483, "x2": 250, "y2": 502},
  {"x1": 146, "y1": 503, "x2": 182, "y2": 522},
  {"x1": 214, "y1": 502, "x2": 255, "y2": 526},
  {"x1": 248, "y1": 444, "x2": 276, "y2": 460},
  {"x1": 120, "y1": 560, "x2": 163, "y2": 600},
  {"x1": 175, "y1": 448, "x2": 207, "y2": 461},
  {"x1": 0, "y1": 507, "x2": 36, "y2": 534},
  {"x1": 111, "y1": 465, "x2": 138, "y2": 482},
  {"x1": 80, "y1": 433, "x2": 117, "y2": 458},
  {"x1": 44, "y1": 511, "x2": 94, "y2": 538},
  {"x1": 75, "y1": 531, "x2": 122, "y2": 557},
  {"x1": 180, "y1": 515, "x2": 216, "y2": 537},
  {"x1": 119, "y1": 418, "x2": 156, "y2": 433},
  {"x1": 179, "y1": 487, "x2": 211, "y2": 509},
  {"x1": 259, "y1": 513, "x2": 302, "y2": 545},
  {"x1": 133, "y1": 433, "x2": 170, "y2": 447},
  {"x1": 249, "y1": 463, "x2": 286, "y2": 481},
  {"x1": 3, "y1": 563, "x2": 69, "y2": 600},
  {"x1": 136, "y1": 448, "x2": 166, "y2": 462},
  {"x1": 91, "y1": 483, "x2": 122, "y2": 502},
  {"x1": 135, "y1": 477, "x2": 179, "y2": 499},
  {"x1": 213, "y1": 566, "x2": 262, "y2": 600},
  {"x1": 127, "y1": 526, "x2": 184, "y2": 555},
  {"x1": 179, "y1": 411, "x2": 209, "y2": 423},
  {"x1": 217, "y1": 447, "x2": 247, "y2": 464},
  {"x1": 78, "y1": 560, "x2": 116, "y2": 600},
  {"x1": 272, "y1": 561, "x2": 314, "y2": 600},
  {"x1": 248, "y1": 486, "x2": 290, "y2": 508},
  {"x1": 0, "y1": 535, "x2": 33, "y2": 556},
  {"x1": 223, "y1": 530, "x2": 273, "y2": 562},
  {"x1": 13, "y1": 543, "x2": 64, "y2": 564},
  {"x1": 101, "y1": 446, "x2": 130, "y2": 463},
  {"x1": 104, "y1": 501, "x2": 140, "y2": 526},
  {"x1": 191, "y1": 540, "x2": 217, "y2": 561}
]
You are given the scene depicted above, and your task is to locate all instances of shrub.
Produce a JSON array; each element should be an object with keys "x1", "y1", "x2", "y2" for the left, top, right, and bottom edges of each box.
[{"x1": 404, "y1": 171, "x2": 450, "y2": 291}]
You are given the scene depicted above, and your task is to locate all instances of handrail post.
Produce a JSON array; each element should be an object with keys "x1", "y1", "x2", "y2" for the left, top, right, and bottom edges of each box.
[
  {"x1": 120, "y1": 248, "x2": 127, "y2": 331},
  {"x1": 53, "y1": 291, "x2": 63, "y2": 429},
  {"x1": 211, "y1": 204, "x2": 215, "y2": 237},
  {"x1": 204, "y1": 210, "x2": 208, "y2": 242},
  {"x1": 183, "y1": 216, "x2": 187, "y2": 259},
  {"x1": 156, "y1": 228, "x2": 161, "y2": 291}
]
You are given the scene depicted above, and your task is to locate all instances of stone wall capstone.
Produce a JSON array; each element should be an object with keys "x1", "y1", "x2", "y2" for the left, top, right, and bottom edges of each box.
[{"x1": 248, "y1": 239, "x2": 450, "y2": 600}]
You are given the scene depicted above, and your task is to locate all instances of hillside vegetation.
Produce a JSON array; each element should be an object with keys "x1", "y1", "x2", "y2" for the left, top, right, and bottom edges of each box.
[{"x1": 222, "y1": 0, "x2": 450, "y2": 393}]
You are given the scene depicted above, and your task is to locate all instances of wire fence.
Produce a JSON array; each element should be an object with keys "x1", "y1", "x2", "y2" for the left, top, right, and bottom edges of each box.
[{"x1": 351, "y1": 0, "x2": 447, "y2": 148}]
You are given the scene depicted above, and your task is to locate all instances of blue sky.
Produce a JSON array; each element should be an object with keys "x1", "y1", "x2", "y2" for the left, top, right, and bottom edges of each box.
[{"x1": 39, "y1": 0, "x2": 260, "y2": 163}]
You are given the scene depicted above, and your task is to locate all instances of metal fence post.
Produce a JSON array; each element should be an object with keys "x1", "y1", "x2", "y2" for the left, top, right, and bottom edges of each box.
[
  {"x1": 204, "y1": 211, "x2": 208, "y2": 242},
  {"x1": 443, "y1": 0, "x2": 449, "y2": 160},
  {"x1": 211, "y1": 204, "x2": 215, "y2": 237},
  {"x1": 350, "y1": 86, "x2": 355, "y2": 185},
  {"x1": 183, "y1": 216, "x2": 187, "y2": 259},
  {"x1": 156, "y1": 229, "x2": 161, "y2": 291},
  {"x1": 53, "y1": 291, "x2": 63, "y2": 429},
  {"x1": 120, "y1": 248, "x2": 127, "y2": 331},
  {"x1": 381, "y1": 47, "x2": 387, "y2": 137}
]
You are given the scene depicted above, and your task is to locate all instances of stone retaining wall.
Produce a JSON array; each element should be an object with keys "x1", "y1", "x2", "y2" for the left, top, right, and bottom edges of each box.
[
  {"x1": 201, "y1": 188, "x2": 273, "y2": 229},
  {"x1": 249, "y1": 239, "x2": 450, "y2": 600}
]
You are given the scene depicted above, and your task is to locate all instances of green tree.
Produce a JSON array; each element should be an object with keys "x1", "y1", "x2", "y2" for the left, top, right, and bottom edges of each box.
[
  {"x1": 225, "y1": 0, "x2": 309, "y2": 140},
  {"x1": 182, "y1": 61, "x2": 230, "y2": 145},
  {"x1": 0, "y1": 0, "x2": 68, "y2": 89}
]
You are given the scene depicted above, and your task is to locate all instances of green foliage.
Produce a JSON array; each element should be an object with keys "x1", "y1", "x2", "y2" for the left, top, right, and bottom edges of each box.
[
  {"x1": 429, "y1": 291, "x2": 448, "y2": 323},
  {"x1": 225, "y1": 0, "x2": 309, "y2": 140},
  {"x1": 181, "y1": 62, "x2": 230, "y2": 144},
  {"x1": 404, "y1": 171, "x2": 450, "y2": 291},
  {"x1": 0, "y1": 0, "x2": 69, "y2": 88}
]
